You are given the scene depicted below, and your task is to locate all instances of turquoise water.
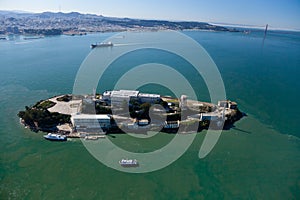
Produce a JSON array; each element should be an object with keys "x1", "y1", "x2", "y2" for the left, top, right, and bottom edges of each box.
[{"x1": 1, "y1": 31, "x2": 300, "y2": 199}]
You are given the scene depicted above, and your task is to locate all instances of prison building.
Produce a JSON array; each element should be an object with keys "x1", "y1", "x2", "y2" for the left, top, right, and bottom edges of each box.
[{"x1": 71, "y1": 114, "x2": 111, "y2": 133}]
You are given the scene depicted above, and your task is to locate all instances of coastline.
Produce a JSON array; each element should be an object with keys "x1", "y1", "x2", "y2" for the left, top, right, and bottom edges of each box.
[
  {"x1": 18, "y1": 93, "x2": 244, "y2": 138},
  {"x1": 0, "y1": 10, "x2": 240, "y2": 37}
]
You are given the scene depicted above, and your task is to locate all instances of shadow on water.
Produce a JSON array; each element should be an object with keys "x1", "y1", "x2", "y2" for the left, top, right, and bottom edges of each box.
[
  {"x1": 223, "y1": 112, "x2": 251, "y2": 134},
  {"x1": 232, "y1": 127, "x2": 252, "y2": 134},
  {"x1": 223, "y1": 112, "x2": 252, "y2": 134},
  {"x1": 107, "y1": 134, "x2": 116, "y2": 138}
]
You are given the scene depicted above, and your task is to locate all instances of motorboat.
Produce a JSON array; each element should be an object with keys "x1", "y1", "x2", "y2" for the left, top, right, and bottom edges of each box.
[
  {"x1": 119, "y1": 159, "x2": 139, "y2": 167},
  {"x1": 44, "y1": 133, "x2": 67, "y2": 141}
]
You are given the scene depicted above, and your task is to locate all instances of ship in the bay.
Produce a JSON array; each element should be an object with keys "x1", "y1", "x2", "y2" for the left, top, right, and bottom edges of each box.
[
  {"x1": 119, "y1": 159, "x2": 139, "y2": 167},
  {"x1": 44, "y1": 133, "x2": 67, "y2": 141},
  {"x1": 90, "y1": 41, "x2": 113, "y2": 49}
]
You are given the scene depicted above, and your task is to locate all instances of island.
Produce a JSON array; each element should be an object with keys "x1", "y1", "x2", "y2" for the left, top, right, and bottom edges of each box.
[{"x1": 18, "y1": 90, "x2": 244, "y2": 138}]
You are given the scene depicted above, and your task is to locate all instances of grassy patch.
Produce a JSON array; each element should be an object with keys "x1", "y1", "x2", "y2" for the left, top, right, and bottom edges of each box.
[{"x1": 34, "y1": 100, "x2": 56, "y2": 110}]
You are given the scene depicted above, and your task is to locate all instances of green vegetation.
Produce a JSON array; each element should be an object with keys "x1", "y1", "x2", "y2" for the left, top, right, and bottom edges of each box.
[
  {"x1": 33, "y1": 100, "x2": 56, "y2": 109},
  {"x1": 56, "y1": 95, "x2": 72, "y2": 102},
  {"x1": 23, "y1": 28, "x2": 63, "y2": 36},
  {"x1": 18, "y1": 101, "x2": 70, "y2": 131},
  {"x1": 163, "y1": 98, "x2": 179, "y2": 106},
  {"x1": 199, "y1": 105, "x2": 213, "y2": 113},
  {"x1": 180, "y1": 119, "x2": 198, "y2": 126},
  {"x1": 95, "y1": 104, "x2": 112, "y2": 114}
]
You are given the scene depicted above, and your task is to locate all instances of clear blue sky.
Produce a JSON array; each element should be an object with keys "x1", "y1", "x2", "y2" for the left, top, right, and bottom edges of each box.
[{"x1": 1, "y1": 0, "x2": 299, "y2": 30}]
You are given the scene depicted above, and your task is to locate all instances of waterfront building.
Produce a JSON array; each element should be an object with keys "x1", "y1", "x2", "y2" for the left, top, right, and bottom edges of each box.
[
  {"x1": 137, "y1": 119, "x2": 150, "y2": 126},
  {"x1": 164, "y1": 121, "x2": 179, "y2": 129},
  {"x1": 71, "y1": 114, "x2": 111, "y2": 133}
]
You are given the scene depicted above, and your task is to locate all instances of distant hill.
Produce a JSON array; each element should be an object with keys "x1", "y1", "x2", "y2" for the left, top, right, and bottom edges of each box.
[{"x1": 0, "y1": 10, "x2": 239, "y2": 35}]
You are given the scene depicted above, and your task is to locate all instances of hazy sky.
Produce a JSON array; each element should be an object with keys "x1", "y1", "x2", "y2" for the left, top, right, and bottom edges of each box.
[{"x1": 1, "y1": 0, "x2": 300, "y2": 30}]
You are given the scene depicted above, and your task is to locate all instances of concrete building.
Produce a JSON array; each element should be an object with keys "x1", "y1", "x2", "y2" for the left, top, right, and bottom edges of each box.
[
  {"x1": 218, "y1": 100, "x2": 238, "y2": 109},
  {"x1": 102, "y1": 90, "x2": 138, "y2": 104},
  {"x1": 138, "y1": 93, "x2": 161, "y2": 103},
  {"x1": 102, "y1": 90, "x2": 161, "y2": 105},
  {"x1": 112, "y1": 90, "x2": 139, "y2": 104},
  {"x1": 199, "y1": 113, "x2": 220, "y2": 121},
  {"x1": 102, "y1": 90, "x2": 112, "y2": 101},
  {"x1": 164, "y1": 121, "x2": 179, "y2": 129},
  {"x1": 180, "y1": 95, "x2": 187, "y2": 109},
  {"x1": 71, "y1": 114, "x2": 111, "y2": 133},
  {"x1": 188, "y1": 113, "x2": 221, "y2": 121}
]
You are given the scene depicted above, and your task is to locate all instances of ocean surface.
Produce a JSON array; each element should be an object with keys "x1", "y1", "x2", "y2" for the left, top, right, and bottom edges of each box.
[{"x1": 1, "y1": 30, "x2": 300, "y2": 199}]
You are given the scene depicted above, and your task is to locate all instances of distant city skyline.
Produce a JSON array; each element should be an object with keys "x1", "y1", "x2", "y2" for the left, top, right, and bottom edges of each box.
[{"x1": 1, "y1": 0, "x2": 300, "y2": 30}]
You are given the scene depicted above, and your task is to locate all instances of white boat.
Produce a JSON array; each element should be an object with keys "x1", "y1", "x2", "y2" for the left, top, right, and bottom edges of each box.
[
  {"x1": 84, "y1": 135, "x2": 106, "y2": 140},
  {"x1": 119, "y1": 159, "x2": 139, "y2": 167},
  {"x1": 84, "y1": 136, "x2": 99, "y2": 140},
  {"x1": 90, "y1": 42, "x2": 113, "y2": 49},
  {"x1": 44, "y1": 133, "x2": 67, "y2": 141}
]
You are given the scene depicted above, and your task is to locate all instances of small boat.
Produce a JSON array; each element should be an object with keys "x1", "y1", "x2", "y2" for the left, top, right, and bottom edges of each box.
[
  {"x1": 44, "y1": 133, "x2": 67, "y2": 141},
  {"x1": 84, "y1": 136, "x2": 99, "y2": 140},
  {"x1": 84, "y1": 135, "x2": 106, "y2": 140},
  {"x1": 119, "y1": 159, "x2": 139, "y2": 167},
  {"x1": 90, "y1": 41, "x2": 113, "y2": 49}
]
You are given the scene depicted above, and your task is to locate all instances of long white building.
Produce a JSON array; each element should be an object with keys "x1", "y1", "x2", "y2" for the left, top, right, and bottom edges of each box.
[
  {"x1": 71, "y1": 114, "x2": 111, "y2": 133},
  {"x1": 102, "y1": 90, "x2": 161, "y2": 104}
]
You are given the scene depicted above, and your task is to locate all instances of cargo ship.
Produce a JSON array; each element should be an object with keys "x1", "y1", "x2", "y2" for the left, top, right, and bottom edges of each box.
[{"x1": 90, "y1": 41, "x2": 113, "y2": 49}]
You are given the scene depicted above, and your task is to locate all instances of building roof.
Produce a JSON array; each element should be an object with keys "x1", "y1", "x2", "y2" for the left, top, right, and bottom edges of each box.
[
  {"x1": 71, "y1": 114, "x2": 111, "y2": 120},
  {"x1": 138, "y1": 93, "x2": 160, "y2": 98},
  {"x1": 103, "y1": 91, "x2": 112, "y2": 96},
  {"x1": 111, "y1": 90, "x2": 139, "y2": 98}
]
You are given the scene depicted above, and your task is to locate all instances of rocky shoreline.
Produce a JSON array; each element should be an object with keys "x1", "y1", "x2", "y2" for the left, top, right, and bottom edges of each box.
[{"x1": 18, "y1": 94, "x2": 244, "y2": 136}]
